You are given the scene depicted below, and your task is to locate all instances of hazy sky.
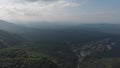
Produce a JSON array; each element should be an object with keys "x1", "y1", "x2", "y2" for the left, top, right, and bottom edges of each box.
[{"x1": 0, "y1": 0, "x2": 120, "y2": 23}]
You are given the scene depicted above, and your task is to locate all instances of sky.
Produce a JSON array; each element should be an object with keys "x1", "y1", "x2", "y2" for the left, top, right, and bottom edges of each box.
[{"x1": 0, "y1": 0, "x2": 120, "y2": 24}]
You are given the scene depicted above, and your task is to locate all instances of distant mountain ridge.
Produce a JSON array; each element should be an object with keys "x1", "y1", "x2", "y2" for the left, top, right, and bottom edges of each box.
[
  {"x1": 0, "y1": 20, "x2": 24, "y2": 33},
  {"x1": 0, "y1": 20, "x2": 115, "y2": 41},
  {"x1": 0, "y1": 20, "x2": 38, "y2": 34},
  {"x1": 0, "y1": 30, "x2": 24, "y2": 46}
]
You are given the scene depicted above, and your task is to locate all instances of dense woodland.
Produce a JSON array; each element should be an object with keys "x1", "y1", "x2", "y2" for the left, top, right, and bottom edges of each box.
[{"x1": 0, "y1": 20, "x2": 120, "y2": 68}]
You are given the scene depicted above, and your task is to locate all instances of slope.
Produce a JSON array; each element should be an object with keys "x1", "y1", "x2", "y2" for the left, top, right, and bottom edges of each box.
[
  {"x1": 0, "y1": 30, "x2": 24, "y2": 46},
  {"x1": 0, "y1": 48, "x2": 59, "y2": 68}
]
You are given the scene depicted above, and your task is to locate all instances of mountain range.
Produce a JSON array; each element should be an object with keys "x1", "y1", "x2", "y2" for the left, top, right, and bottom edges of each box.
[{"x1": 0, "y1": 20, "x2": 120, "y2": 68}]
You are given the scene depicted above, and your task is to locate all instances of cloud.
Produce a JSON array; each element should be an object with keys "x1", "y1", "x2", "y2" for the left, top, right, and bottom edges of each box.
[
  {"x1": 0, "y1": 0, "x2": 119, "y2": 23},
  {"x1": 24, "y1": 0, "x2": 58, "y2": 2},
  {"x1": 13, "y1": 0, "x2": 61, "y2": 3},
  {"x1": 0, "y1": 0, "x2": 81, "y2": 22},
  {"x1": 0, "y1": 0, "x2": 80, "y2": 12}
]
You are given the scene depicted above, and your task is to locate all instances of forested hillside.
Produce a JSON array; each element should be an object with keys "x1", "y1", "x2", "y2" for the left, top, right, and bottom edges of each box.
[
  {"x1": 0, "y1": 48, "x2": 59, "y2": 68},
  {"x1": 0, "y1": 30, "x2": 24, "y2": 46}
]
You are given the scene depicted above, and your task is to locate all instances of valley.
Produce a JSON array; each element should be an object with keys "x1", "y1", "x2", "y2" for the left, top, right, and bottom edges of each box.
[{"x1": 0, "y1": 20, "x2": 120, "y2": 68}]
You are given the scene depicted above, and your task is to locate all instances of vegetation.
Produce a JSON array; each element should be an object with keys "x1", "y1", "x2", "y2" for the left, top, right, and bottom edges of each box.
[
  {"x1": 80, "y1": 58, "x2": 120, "y2": 68},
  {"x1": 0, "y1": 48, "x2": 59, "y2": 68}
]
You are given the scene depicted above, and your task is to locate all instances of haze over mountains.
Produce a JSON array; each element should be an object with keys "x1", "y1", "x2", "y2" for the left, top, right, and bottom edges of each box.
[
  {"x1": 0, "y1": 19, "x2": 120, "y2": 42},
  {"x1": 0, "y1": 20, "x2": 113, "y2": 41}
]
